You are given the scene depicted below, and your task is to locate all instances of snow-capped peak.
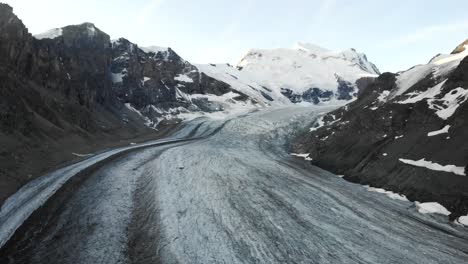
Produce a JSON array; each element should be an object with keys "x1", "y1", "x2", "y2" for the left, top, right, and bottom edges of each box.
[
  {"x1": 230, "y1": 42, "x2": 380, "y2": 104},
  {"x1": 293, "y1": 42, "x2": 330, "y2": 54},
  {"x1": 33, "y1": 22, "x2": 101, "y2": 40}
]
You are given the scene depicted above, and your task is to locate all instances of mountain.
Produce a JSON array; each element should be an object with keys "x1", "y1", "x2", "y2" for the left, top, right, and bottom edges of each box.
[
  {"x1": 197, "y1": 43, "x2": 380, "y2": 105},
  {"x1": 0, "y1": 3, "x2": 380, "y2": 205},
  {"x1": 233, "y1": 42, "x2": 379, "y2": 104},
  {"x1": 292, "y1": 39, "x2": 468, "y2": 220}
]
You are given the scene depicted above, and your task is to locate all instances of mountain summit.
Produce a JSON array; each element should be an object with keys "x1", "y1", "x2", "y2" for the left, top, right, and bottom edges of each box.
[{"x1": 231, "y1": 42, "x2": 379, "y2": 104}]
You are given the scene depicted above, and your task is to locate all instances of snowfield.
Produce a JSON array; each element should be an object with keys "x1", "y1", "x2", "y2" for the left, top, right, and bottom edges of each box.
[{"x1": 399, "y1": 158, "x2": 466, "y2": 176}]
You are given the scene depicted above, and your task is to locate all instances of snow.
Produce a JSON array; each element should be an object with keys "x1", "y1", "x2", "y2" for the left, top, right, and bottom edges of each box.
[
  {"x1": 399, "y1": 158, "x2": 466, "y2": 176},
  {"x1": 364, "y1": 186, "x2": 408, "y2": 201},
  {"x1": 415, "y1": 202, "x2": 451, "y2": 216},
  {"x1": 392, "y1": 46, "x2": 468, "y2": 100},
  {"x1": 34, "y1": 28, "x2": 63, "y2": 40},
  {"x1": 140, "y1": 46, "x2": 168, "y2": 54},
  {"x1": 196, "y1": 63, "x2": 272, "y2": 105},
  {"x1": 197, "y1": 42, "x2": 377, "y2": 106},
  {"x1": 395, "y1": 135, "x2": 404, "y2": 139},
  {"x1": 125, "y1": 103, "x2": 155, "y2": 127},
  {"x1": 427, "y1": 125, "x2": 450, "y2": 137},
  {"x1": 432, "y1": 45, "x2": 468, "y2": 65},
  {"x1": 149, "y1": 90, "x2": 260, "y2": 122},
  {"x1": 174, "y1": 74, "x2": 194, "y2": 83},
  {"x1": 393, "y1": 64, "x2": 433, "y2": 99},
  {"x1": 235, "y1": 42, "x2": 378, "y2": 102},
  {"x1": 396, "y1": 80, "x2": 446, "y2": 104},
  {"x1": 143, "y1": 77, "x2": 151, "y2": 83},
  {"x1": 309, "y1": 116, "x2": 325, "y2": 132},
  {"x1": 428, "y1": 87, "x2": 468, "y2": 120},
  {"x1": 382, "y1": 153, "x2": 388, "y2": 156},
  {"x1": 377, "y1": 90, "x2": 390, "y2": 103},
  {"x1": 290, "y1": 153, "x2": 312, "y2": 161},
  {"x1": 457, "y1": 215, "x2": 468, "y2": 226}
]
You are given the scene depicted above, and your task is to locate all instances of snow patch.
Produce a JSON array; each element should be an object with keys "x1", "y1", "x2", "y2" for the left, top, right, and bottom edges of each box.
[
  {"x1": 174, "y1": 74, "x2": 194, "y2": 83},
  {"x1": 457, "y1": 215, "x2": 468, "y2": 226},
  {"x1": 399, "y1": 158, "x2": 465, "y2": 176},
  {"x1": 427, "y1": 125, "x2": 450, "y2": 137},
  {"x1": 377, "y1": 90, "x2": 390, "y2": 103},
  {"x1": 396, "y1": 80, "x2": 446, "y2": 104},
  {"x1": 140, "y1": 46, "x2": 169, "y2": 54},
  {"x1": 427, "y1": 87, "x2": 468, "y2": 120},
  {"x1": 415, "y1": 202, "x2": 451, "y2": 216},
  {"x1": 364, "y1": 186, "x2": 409, "y2": 201},
  {"x1": 309, "y1": 116, "x2": 325, "y2": 132},
  {"x1": 125, "y1": 103, "x2": 155, "y2": 128},
  {"x1": 290, "y1": 153, "x2": 312, "y2": 161}
]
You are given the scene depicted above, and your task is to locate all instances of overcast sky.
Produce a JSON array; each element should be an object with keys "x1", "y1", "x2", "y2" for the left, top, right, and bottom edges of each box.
[{"x1": 4, "y1": 0, "x2": 468, "y2": 72}]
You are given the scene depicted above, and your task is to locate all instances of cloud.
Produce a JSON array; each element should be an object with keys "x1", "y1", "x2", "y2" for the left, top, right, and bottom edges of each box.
[
  {"x1": 386, "y1": 20, "x2": 468, "y2": 47},
  {"x1": 135, "y1": 0, "x2": 165, "y2": 25}
]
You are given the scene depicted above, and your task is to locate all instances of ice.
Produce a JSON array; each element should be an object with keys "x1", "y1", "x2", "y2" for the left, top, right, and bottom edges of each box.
[
  {"x1": 427, "y1": 125, "x2": 450, "y2": 137},
  {"x1": 415, "y1": 202, "x2": 451, "y2": 216},
  {"x1": 0, "y1": 132, "x2": 203, "y2": 248},
  {"x1": 399, "y1": 158, "x2": 465, "y2": 176}
]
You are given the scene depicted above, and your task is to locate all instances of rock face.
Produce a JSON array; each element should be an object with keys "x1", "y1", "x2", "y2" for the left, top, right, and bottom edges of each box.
[
  {"x1": 293, "y1": 42, "x2": 468, "y2": 218},
  {"x1": 0, "y1": 4, "x2": 160, "y2": 204},
  {"x1": 110, "y1": 39, "x2": 251, "y2": 126}
]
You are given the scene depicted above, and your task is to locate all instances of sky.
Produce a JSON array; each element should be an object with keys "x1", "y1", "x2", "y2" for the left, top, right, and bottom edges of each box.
[{"x1": 3, "y1": 0, "x2": 468, "y2": 72}]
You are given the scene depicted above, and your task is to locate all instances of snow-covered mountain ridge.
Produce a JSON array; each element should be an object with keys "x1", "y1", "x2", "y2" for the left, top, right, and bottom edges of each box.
[
  {"x1": 36, "y1": 22, "x2": 380, "y2": 122},
  {"x1": 230, "y1": 42, "x2": 380, "y2": 104}
]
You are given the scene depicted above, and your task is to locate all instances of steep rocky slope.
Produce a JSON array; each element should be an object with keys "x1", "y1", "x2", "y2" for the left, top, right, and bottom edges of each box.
[
  {"x1": 0, "y1": 4, "x2": 253, "y2": 204},
  {"x1": 292, "y1": 40, "x2": 468, "y2": 219},
  {"x1": 0, "y1": 4, "x2": 164, "y2": 204}
]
